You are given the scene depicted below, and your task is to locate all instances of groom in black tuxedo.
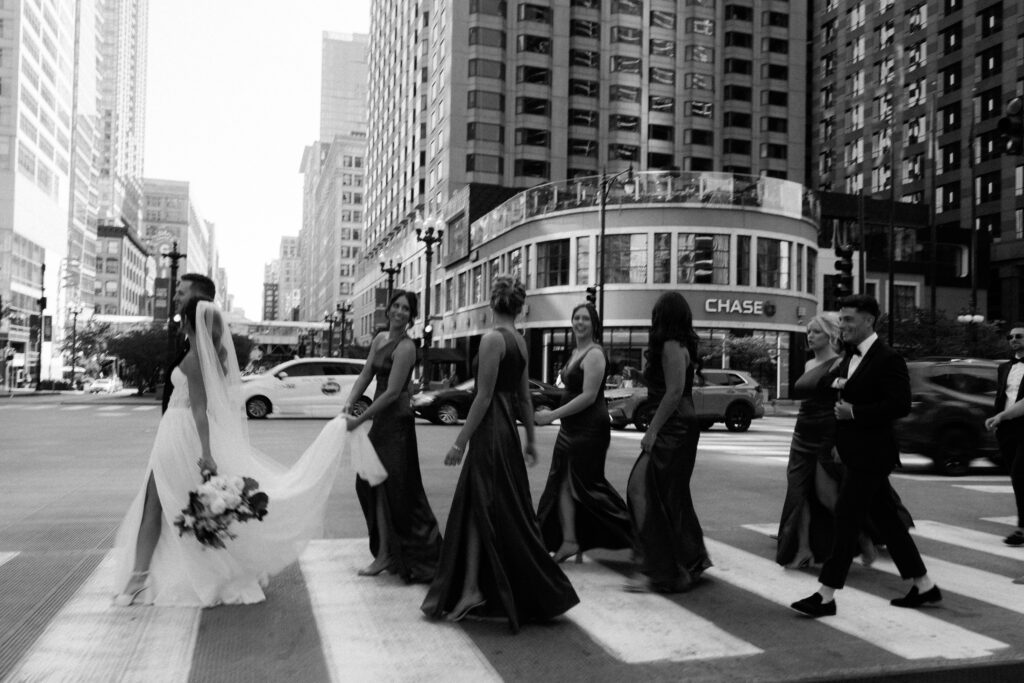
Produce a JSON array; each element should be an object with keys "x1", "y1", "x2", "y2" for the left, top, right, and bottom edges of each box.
[
  {"x1": 988, "y1": 324, "x2": 1024, "y2": 546},
  {"x1": 792, "y1": 294, "x2": 940, "y2": 617},
  {"x1": 160, "y1": 273, "x2": 216, "y2": 413}
]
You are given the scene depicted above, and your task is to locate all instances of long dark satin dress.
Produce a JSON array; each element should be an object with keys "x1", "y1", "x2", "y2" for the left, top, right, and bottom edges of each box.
[
  {"x1": 627, "y1": 354, "x2": 712, "y2": 592},
  {"x1": 536, "y1": 349, "x2": 633, "y2": 553},
  {"x1": 776, "y1": 360, "x2": 842, "y2": 565},
  {"x1": 356, "y1": 336, "x2": 442, "y2": 583},
  {"x1": 421, "y1": 328, "x2": 579, "y2": 632}
]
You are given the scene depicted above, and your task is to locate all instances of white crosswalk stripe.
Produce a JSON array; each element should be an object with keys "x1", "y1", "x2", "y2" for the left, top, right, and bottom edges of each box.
[
  {"x1": 0, "y1": 552, "x2": 17, "y2": 568},
  {"x1": 953, "y1": 485, "x2": 1014, "y2": 493},
  {"x1": 61, "y1": 405, "x2": 89, "y2": 411},
  {"x1": 704, "y1": 537, "x2": 1008, "y2": 660},
  {"x1": 912, "y1": 520, "x2": 1024, "y2": 562},
  {"x1": 743, "y1": 523, "x2": 1024, "y2": 617},
  {"x1": 982, "y1": 516, "x2": 1016, "y2": 526}
]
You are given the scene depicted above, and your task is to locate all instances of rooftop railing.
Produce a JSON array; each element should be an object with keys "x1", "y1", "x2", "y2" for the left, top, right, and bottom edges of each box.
[{"x1": 470, "y1": 171, "x2": 820, "y2": 248}]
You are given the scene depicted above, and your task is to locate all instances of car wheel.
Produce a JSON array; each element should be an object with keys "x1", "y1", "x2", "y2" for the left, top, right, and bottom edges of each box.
[
  {"x1": 245, "y1": 396, "x2": 271, "y2": 419},
  {"x1": 351, "y1": 398, "x2": 371, "y2": 417},
  {"x1": 933, "y1": 427, "x2": 974, "y2": 477},
  {"x1": 724, "y1": 403, "x2": 753, "y2": 432},
  {"x1": 633, "y1": 404, "x2": 657, "y2": 432},
  {"x1": 437, "y1": 403, "x2": 460, "y2": 425}
]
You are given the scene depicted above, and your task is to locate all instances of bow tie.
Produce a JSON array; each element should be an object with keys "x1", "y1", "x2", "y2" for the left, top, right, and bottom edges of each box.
[
  {"x1": 844, "y1": 344, "x2": 862, "y2": 357},
  {"x1": 1013, "y1": 357, "x2": 1024, "y2": 364}
]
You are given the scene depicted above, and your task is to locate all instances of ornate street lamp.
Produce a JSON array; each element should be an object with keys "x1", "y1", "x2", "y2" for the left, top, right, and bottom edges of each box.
[
  {"x1": 336, "y1": 302, "x2": 352, "y2": 357},
  {"x1": 68, "y1": 301, "x2": 83, "y2": 388},
  {"x1": 380, "y1": 259, "x2": 401, "y2": 305},
  {"x1": 597, "y1": 166, "x2": 635, "y2": 319},
  {"x1": 416, "y1": 215, "x2": 444, "y2": 390}
]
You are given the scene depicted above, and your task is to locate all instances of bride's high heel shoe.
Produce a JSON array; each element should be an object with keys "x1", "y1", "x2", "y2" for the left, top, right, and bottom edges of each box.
[
  {"x1": 114, "y1": 571, "x2": 149, "y2": 607},
  {"x1": 553, "y1": 541, "x2": 582, "y2": 564}
]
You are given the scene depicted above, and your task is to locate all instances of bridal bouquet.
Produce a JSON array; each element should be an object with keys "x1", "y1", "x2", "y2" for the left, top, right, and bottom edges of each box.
[{"x1": 174, "y1": 470, "x2": 269, "y2": 549}]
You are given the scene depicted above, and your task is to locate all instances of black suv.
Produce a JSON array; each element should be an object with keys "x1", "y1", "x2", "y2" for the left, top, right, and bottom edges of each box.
[{"x1": 895, "y1": 358, "x2": 1004, "y2": 476}]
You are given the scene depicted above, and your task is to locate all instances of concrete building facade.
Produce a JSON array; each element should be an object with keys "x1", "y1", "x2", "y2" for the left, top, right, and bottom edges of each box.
[{"x1": 95, "y1": 223, "x2": 148, "y2": 315}]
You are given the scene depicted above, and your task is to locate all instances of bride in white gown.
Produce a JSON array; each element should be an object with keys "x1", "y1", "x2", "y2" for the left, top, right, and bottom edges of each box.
[{"x1": 112, "y1": 299, "x2": 351, "y2": 607}]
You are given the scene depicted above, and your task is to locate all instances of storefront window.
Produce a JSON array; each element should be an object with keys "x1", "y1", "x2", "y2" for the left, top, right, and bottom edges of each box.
[
  {"x1": 472, "y1": 265, "x2": 484, "y2": 303},
  {"x1": 653, "y1": 233, "x2": 671, "y2": 283},
  {"x1": 756, "y1": 237, "x2": 790, "y2": 289},
  {"x1": 605, "y1": 234, "x2": 648, "y2": 283},
  {"x1": 537, "y1": 239, "x2": 570, "y2": 287},
  {"x1": 457, "y1": 271, "x2": 468, "y2": 307},
  {"x1": 737, "y1": 235, "x2": 750, "y2": 285},
  {"x1": 576, "y1": 236, "x2": 590, "y2": 285},
  {"x1": 509, "y1": 247, "x2": 523, "y2": 282},
  {"x1": 678, "y1": 233, "x2": 729, "y2": 284}
]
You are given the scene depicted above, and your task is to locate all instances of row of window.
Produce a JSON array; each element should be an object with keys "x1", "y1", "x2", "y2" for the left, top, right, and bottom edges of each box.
[
  {"x1": 468, "y1": 27, "x2": 789, "y2": 56},
  {"x1": 467, "y1": 90, "x2": 790, "y2": 116},
  {"x1": 472, "y1": 0, "x2": 728, "y2": 24}
]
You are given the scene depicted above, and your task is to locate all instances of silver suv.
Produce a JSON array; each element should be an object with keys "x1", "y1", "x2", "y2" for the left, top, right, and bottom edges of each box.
[{"x1": 607, "y1": 369, "x2": 767, "y2": 432}]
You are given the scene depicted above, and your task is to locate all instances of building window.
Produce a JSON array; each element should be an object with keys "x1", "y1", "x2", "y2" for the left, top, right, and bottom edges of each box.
[
  {"x1": 763, "y1": 11, "x2": 788, "y2": 27},
  {"x1": 516, "y1": 96, "x2": 550, "y2": 116},
  {"x1": 650, "y1": 39, "x2": 675, "y2": 57},
  {"x1": 537, "y1": 239, "x2": 570, "y2": 288},
  {"x1": 724, "y1": 112, "x2": 752, "y2": 128},
  {"x1": 761, "y1": 143, "x2": 787, "y2": 159},
  {"x1": 688, "y1": 101, "x2": 713, "y2": 118},
  {"x1": 725, "y1": 58, "x2": 752, "y2": 75},
  {"x1": 609, "y1": 143, "x2": 639, "y2": 161},
  {"x1": 725, "y1": 4, "x2": 753, "y2": 21},
  {"x1": 517, "y1": 34, "x2": 551, "y2": 54},
  {"x1": 894, "y1": 284, "x2": 917, "y2": 318},
  {"x1": 466, "y1": 153, "x2": 503, "y2": 174},
  {"x1": 570, "y1": 48, "x2": 600, "y2": 67},
  {"x1": 648, "y1": 124, "x2": 674, "y2": 141},
  {"x1": 649, "y1": 95, "x2": 674, "y2": 112},
  {"x1": 977, "y1": 170, "x2": 1000, "y2": 203},
  {"x1": 610, "y1": 114, "x2": 639, "y2": 132},
  {"x1": 611, "y1": 26, "x2": 642, "y2": 44},
  {"x1": 470, "y1": 0, "x2": 507, "y2": 16},
  {"x1": 653, "y1": 233, "x2": 671, "y2": 283},
  {"x1": 650, "y1": 10, "x2": 676, "y2": 29},
  {"x1": 685, "y1": 129, "x2": 714, "y2": 146},
  {"x1": 724, "y1": 85, "x2": 752, "y2": 101},
  {"x1": 806, "y1": 248, "x2": 817, "y2": 295},
  {"x1": 467, "y1": 122, "x2": 504, "y2": 142},
  {"x1": 723, "y1": 138, "x2": 751, "y2": 155},
  {"x1": 940, "y1": 63, "x2": 960, "y2": 94},
  {"x1": 979, "y1": 2, "x2": 1002, "y2": 37},
  {"x1": 569, "y1": 108, "x2": 599, "y2": 127},
  {"x1": 472, "y1": 266, "x2": 484, "y2": 303},
  {"x1": 517, "y1": 3, "x2": 551, "y2": 22},
  {"x1": 649, "y1": 67, "x2": 675, "y2": 86},
  {"x1": 724, "y1": 32, "x2": 752, "y2": 48},
  {"x1": 468, "y1": 90, "x2": 505, "y2": 110},
  {"x1": 612, "y1": 0, "x2": 642, "y2": 16},
  {"x1": 570, "y1": 79, "x2": 599, "y2": 97},
  {"x1": 684, "y1": 45, "x2": 714, "y2": 63},
  {"x1": 605, "y1": 234, "x2": 648, "y2": 284},
  {"x1": 611, "y1": 55, "x2": 642, "y2": 73},
  {"x1": 678, "y1": 234, "x2": 729, "y2": 284},
  {"x1": 978, "y1": 45, "x2": 1002, "y2": 79},
  {"x1": 572, "y1": 0, "x2": 600, "y2": 8},
  {"x1": 568, "y1": 138, "x2": 598, "y2": 157},
  {"x1": 457, "y1": 272, "x2": 468, "y2": 307},
  {"x1": 517, "y1": 65, "x2": 551, "y2": 84},
  {"x1": 576, "y1": 237, "x2": 590, "y2": 285},
  {"x1": 737, "y1": 235, "x2": 751, "y2": 286},
  {"x1": 685, "y1": 73, "x2": 715, "y2": 91},
  {"x1": 610, "y1": 85, "x2": 641, "y2": 102},
  {"x1": 570, "y1": 19, "x2": 600, "y2": 38},
  {"x1": 761, "y1": 117, "x2": 788, "y2": 133},
  {"x1": 515, "y1": 128, "x2": 549, "y2": 146},
  {"x1": 468, "y1": 27, "x2": 506, "y2": 48},
  {"x1": 763, "y1": 90, "x2": 789, "y2": 107},
  {"x1": 685, "y1": 18, "x2": 715, "y2": 35},
  {"x1": 756, "y1": 238, "x2": 789, "y2": 289}
]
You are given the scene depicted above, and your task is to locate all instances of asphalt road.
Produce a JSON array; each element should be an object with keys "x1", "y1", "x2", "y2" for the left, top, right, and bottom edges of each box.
[{"x1": 1, "y1": 395, "x2": 1023, "y2": 682}]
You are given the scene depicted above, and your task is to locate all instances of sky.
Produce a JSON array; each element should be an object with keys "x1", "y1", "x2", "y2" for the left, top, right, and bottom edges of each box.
[{"x1": 144, "y1": 0, "x2": 371, "y2": 318}]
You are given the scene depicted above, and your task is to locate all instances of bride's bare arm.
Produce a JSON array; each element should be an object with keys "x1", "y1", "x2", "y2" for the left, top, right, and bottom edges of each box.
[{"x1": 181, "y1": 355, "x2": 216, "y2": 473}]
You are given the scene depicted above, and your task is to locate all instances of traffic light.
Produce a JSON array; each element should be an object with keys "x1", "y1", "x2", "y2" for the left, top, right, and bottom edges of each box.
[
  {"x1": 585, "y1": 286, "x2": 597, "y2": 305},
  {"x1": 834, "y1": 244, "x2": 855, "y2": 300},
  {"x1": 998, "y1": 97, "x2": 1024, "y2": 156}
]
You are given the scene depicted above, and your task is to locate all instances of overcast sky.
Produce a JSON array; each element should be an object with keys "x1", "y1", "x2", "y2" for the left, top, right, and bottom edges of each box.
[{"x1": 144, "y1": 0, "x2": 371, "y2": 318}]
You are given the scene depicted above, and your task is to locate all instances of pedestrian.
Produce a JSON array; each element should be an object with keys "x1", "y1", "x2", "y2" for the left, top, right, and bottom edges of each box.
[
  {"x1": 421, "y1": 275, "x2": 579, "y2": 631},
  {"x1": 984, "y1": 323, "x2": 1024, "y2": 556},
  {"x1": 624, "y1": 291, "x2": 711, "y2": 593},
  {"x1": 792, "y1": 294, "x2": 940, "y2": 618},
  {"x1": 776, "y1": 312, "x2": 845, "y2": 568},
  {"x1": 161, "y1": 273, "x2": 215, "y2": 414},
  {"x1": 343, "y1": 290, "x2": 442, "y2": 583},
  {"x1": 534, "y1": 303, "x2": 633, "y2": 564},
  {"x1": 112, "y1": 298, "x2": 353, "y2": 607}
]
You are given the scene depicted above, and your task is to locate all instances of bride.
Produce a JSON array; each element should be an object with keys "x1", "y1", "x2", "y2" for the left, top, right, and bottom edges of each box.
[{"x1": 112, "y1": 298, "x2": 350, "y2": 607}]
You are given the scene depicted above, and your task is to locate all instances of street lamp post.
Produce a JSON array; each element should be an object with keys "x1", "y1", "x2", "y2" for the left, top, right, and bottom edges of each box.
[
  {"x1": 34, "y1": 263, "x2": 46, "y2": 390},
  {"x1": 323, "y1": 311, "x2": 336, "y2": 357},
  {"x1": 597, "y1": 167, "x2": 634, "y2": 319},
  {"x1": 380, "y1": 259, "x2": 401, "y2": 305},
  {"x1": 68, "y1": 301, "x2": 83, "y2": 388},
  {"x1": 416, "y1": 217, "x2": 444, "y2": 390},
  {"x1": 336, "y1": 302, "x2": 351, "y2": 357},
  {"x1": 163, "y1": 241, "x2": 187, "y2": 359}
]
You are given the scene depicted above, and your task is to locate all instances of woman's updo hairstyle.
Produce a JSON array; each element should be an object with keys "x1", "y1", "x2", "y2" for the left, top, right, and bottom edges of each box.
[{"x1": 490, "y1": 275, "x2": 527, "y2": 316}]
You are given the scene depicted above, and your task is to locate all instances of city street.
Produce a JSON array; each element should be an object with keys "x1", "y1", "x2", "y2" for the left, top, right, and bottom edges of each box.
[{"x1": 2, "y1": 396, "x2": 1024, "y2": 681}]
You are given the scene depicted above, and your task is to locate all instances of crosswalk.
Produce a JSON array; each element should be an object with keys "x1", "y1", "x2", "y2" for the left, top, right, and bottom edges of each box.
[
  {"x1": 4, "y1": 517, "x2": 1024, "y2": 682},
  {"x1": 0, "y1": 403, "x2": 159, "y2": 416}
]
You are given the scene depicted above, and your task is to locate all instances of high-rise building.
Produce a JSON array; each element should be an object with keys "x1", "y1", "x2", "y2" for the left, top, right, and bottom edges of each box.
[
  {"x1": 811, "y1": 0, "x2": 1024, "y2": 321},
  {"x1": 277, "y1": 236, "x2": 301, "y2": 320},
  {"x1": 297, "y1": 33, "x2": 369, "y2": 322},
  {"x1": 95, "y1": 223, "x2": 149, "y2": 315}
]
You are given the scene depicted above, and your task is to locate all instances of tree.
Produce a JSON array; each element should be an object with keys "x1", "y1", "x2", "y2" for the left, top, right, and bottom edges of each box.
[
  {"x1": 60, "y1": 320, "x2": 112, "y2": 364},
  {"x1": 724, "y1": 336, "x2": 777, "y2": 395},
  {"x1": 883, "y1": 309, "x2": 1006, "y2": 360},
  {"x1": 105, "y1": 328, "x2": 171, "y2": 394}
]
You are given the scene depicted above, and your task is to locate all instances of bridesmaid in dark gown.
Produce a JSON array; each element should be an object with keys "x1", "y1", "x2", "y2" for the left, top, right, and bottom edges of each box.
[
  {"x1": 535, "y1": 303, "x2": 633, "y2": 563},
  {"x1": 421, "y1": 276, "x2": 579, "y2": 632},
  {"x1": 625, "y1": 292, "x2": 712, "y2": 593},
  {"x1": 345, "y1": 290, "x2": 442, "y2": 583}
]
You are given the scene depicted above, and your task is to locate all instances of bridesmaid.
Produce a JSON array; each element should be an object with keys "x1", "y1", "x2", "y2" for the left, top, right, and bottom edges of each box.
[
  {"x1": 345, "y1": 290, "x2": 442, "y2": 583},
  {"x1": 776, "y1": 313, "x2": 844, "y2": 568},
  {"x1": 625, "y1": 292, "x2": 711, "y2": 593},
  {"x1": 535, "y1": 303, "x2": 633, "y2": 563},
  {"x1": 421, "y1": 276, "x2": 579, "y2": 632}
]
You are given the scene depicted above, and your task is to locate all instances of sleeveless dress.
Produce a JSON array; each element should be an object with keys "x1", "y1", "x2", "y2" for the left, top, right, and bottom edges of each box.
[
  {"x1": 536, "y1": 348, "x2": 633, "y2": 553},
  {"x1": 111, "y1": 366, "x2": 348, "y2": 606},
  {"x1": 626, "y1": 355, "x2": 712, "y2": 592},
  {"x1": 356, "y1": 335, "x2": 442, "y2": 583},
  {"x1": 776, "y1": 360, "x2": 841, "y2": 565},
  {"x1": 421, "y1": 328, "x2": 579, "y2": 632}
]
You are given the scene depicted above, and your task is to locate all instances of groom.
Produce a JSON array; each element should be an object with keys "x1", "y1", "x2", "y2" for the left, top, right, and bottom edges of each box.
[
  {"x1": 791, "y1": 294, "x2": 940, "y2": 617},
  {"x1": 160, "y1": 273, "x2": 216, "y2": 413}
]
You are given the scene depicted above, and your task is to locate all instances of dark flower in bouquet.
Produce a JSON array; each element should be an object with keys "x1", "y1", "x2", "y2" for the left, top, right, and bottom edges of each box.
[{"x1": 174, "y1": 471, "x2": 269, "y2": 549}]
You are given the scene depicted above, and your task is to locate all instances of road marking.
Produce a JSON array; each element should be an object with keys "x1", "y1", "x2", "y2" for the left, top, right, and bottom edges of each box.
[
  {"x1": 0, "y1": 552, "x2": 17, "y2": 568},
  {"x1": 981, "y1": 516, "x2": 1017, "y2": 526},
  {"x1": 744, "y1": 523, "x2": 1024, "y2": 616},
  {"x1": 893, "y1": 474, "x2": 1006, "y2": 482},
  {"x1": 61, "y1": 405, "x2": 89, "y2": 411},
  {"x1": 952, "y1": 485, "x2": 1014, "y2": 493},
  {"x1": 912, "y1": 520, "x2": 1024, "y2": 561},
  {"x1": 563, "y1": 559, "x2": 761, "y2": 663},
  {"x1": 704, "y1": 537, "x2": 1008, "y2": 660},
  {"x1": 132, "y1": 405, "x2": 158, "y2": 411},
  {"x1": 299, "y1": 539, "x2": 501, "y2": 682},
  {"x1": 4, "y1": 552, "x2": 200, "y2": 682},
  {"x1": 97, "y1": 406, "x2": 124, "y2": 412}
]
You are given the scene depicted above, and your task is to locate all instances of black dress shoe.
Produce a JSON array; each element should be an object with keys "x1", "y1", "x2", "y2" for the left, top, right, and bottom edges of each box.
[
  {"x1": 790, "y1": 593, "x2": 836, "y2": 618},
  {"x1": 890, "y1": 585, "x2": 942, "y2": 608},
  {"x1": 1004, "y1": 531, "x2": 1024, "y2": 547}
]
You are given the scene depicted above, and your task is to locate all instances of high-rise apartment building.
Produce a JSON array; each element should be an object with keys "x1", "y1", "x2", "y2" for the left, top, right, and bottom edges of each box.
[
  {"x1": 297, "y1": 33, "x2": 369, "y2": 323},
  {"x1": 811, "y1": 0, "x2": 1024, "y2": 321}
]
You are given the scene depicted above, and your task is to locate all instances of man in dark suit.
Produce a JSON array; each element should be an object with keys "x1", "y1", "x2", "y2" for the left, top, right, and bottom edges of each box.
[
  {"x1": 792, "y1": 294, "x2": 940, "y2": 617},
  {"x1": 984, "y1": 324, "x2": 1024, "y2": 546},
  {"x1": 160, "y1": 273, "x2": 216, "y2": 413}
]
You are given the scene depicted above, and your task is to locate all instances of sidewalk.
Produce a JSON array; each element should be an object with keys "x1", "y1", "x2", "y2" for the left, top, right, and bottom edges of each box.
[{"x1": 0, "y1": 387, "x2": 160, "y2": 405}]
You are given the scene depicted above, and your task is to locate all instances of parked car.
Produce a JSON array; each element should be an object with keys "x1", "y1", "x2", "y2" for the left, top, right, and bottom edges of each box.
[
  {"x1": 412, "y1": 379, "x2": 563, "y2": 425},
  {"x1": 240, "y1": 357, "x2": 375, "y2": 419},
  {"x1": 608, "y1": 369, "x2": 766, "y2": 432},
  {"x1": 87, "y1": 377, "x2": 124, "y2": 394},
  {"x1": 895, "y1": 358, "x2": 1002, "y2": 476}
]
